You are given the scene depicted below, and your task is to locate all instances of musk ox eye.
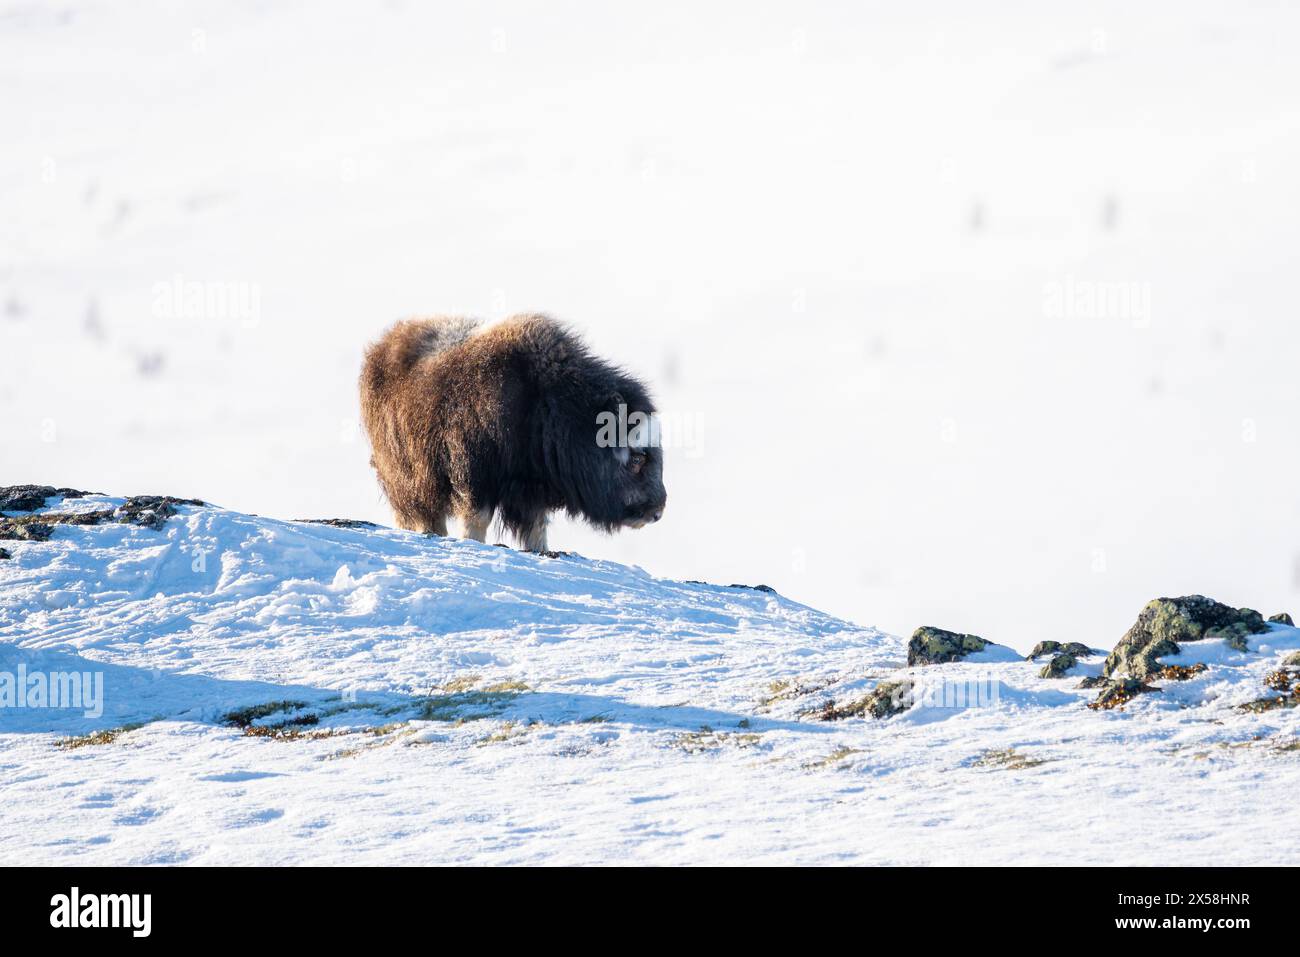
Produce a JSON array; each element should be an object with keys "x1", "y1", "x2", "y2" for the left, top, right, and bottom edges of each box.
[{"x1": 628, "y1": 451, "x2": 647, "y2": 475}]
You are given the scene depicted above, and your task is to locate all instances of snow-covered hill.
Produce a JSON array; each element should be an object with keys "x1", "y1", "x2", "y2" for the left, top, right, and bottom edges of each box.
[{"x1": 3, "y1": 488, "x2": 1299, "y2": 865}]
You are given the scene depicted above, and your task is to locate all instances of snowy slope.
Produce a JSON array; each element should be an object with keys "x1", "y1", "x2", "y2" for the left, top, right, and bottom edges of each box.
[{"x1": 3, "y1": 492, "x2": 1299, "y2": 865}]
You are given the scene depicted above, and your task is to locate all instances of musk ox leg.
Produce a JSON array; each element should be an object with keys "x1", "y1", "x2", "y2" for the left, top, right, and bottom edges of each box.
[
  {"x1": 518, "y1": 515, "x2": 548, "y2": 553},
  {"x1": 395, "y1": 509, "x2": 447, "y2": 537},
  {"x1": 458, "y1": 508, "x2": 493, "y2": 543}
]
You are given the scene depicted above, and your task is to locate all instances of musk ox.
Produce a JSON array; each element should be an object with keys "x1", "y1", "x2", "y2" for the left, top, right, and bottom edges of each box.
[{"x1": 360, "y1": 314, "x2": 666, "y2": 552}]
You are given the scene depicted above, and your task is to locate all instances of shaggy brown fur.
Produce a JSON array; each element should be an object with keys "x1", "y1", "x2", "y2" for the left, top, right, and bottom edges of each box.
[{"x1": 360, "y1": 314, "x2": 665, "y2": 552}]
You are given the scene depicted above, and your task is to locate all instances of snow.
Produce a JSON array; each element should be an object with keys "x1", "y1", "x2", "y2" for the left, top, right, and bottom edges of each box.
[
  {"x1": 5, "y1": 0, "x2": 1300, "y2": 655},
  {"x1": 4, "y1": 495, "x2": 1300, "y2": 864}
]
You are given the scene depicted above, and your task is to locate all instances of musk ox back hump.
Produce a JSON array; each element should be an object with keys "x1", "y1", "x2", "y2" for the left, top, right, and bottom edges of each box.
[{"x1": 360, "y1": 316, "x2": 479, "y2": 396}]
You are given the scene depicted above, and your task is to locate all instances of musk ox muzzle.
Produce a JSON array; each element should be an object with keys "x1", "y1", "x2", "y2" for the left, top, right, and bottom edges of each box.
[{"x1": 360, "y1": 313, "x2": 666, "y2": 553}]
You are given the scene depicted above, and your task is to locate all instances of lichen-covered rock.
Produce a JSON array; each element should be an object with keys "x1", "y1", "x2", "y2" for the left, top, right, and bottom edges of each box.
[
  {"x1": 818, "y1": 679, "x2": 914, "y2": 720},
  {"x1": 1087, "y1": 677, "x2": 1157, "y2": 711},
  {"x1": 1038, "y1": 653, "x2": 1078, "y2": 679},
  {"x1": 1282, "y1": 651, "x2": 1300, "y2": 668},
  {"x1": 1269, "y1": 612, "x2": 1294, "y2": 626},
  {"x1": 0, "y1": 485, "x2": 94, "y2": 513},
  {"x1": 1076, "y1": 675, "x2": 1109, "y2": 689},
  {"x1": 1027, "y1": 640, "x2": 1094, "y2": 660},
  {"x1": 1206, "y1": 616, "x2": 1265, "y2": 652},
  {"x1": 908, "y1": 626, "x2": 988, "y2": 666},
  {"x1": 1103, "y1": 595, "x2": 1269, "y2": 679}
]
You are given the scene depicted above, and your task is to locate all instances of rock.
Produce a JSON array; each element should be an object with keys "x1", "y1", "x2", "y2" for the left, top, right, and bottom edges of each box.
[
  {"x1": 1038, "y1": 653, "x2": 1077, "y2": 679},
  {"x1": 0, "y1": 485, "x2": 94, "y2": 512},
  {"x1": 0, "y1": 520, "x2": 55, "y2": 542},
  {"x1": 1076, "y1": 675, "x2": 1109, "y2": 689},
  {"x1": 0, "y1": 494, "x2": 205, "y2": 542},
  {"x1": 1269, "y1": 612, "x2": 1294, "y2": 626},
  {"x1": 113, "y1": 496, "x2": 205, "y2": 531},
  {"x1": 296, "y1": 518, "x2": 380, "y2": 529},
  {"x1": 1239, "y1": 694, "x2": 1300, "y2": 714},
  {"x1": 1027, "y1": 640, "x2": 1094, "y2": 660},
  {"x1": 818, "y1": 679, "x2": 914, "y2": 720},
  {"x1": 1104, "y1": 595, "x2": 1268, "y2": 679},
  {"x1": 908, "y1": 626, "x2": 989, "y2": 666},
  {"x1": 1206, "y1": 617, "x2": 1265, "y2": 652},
  {"x1": 1087, "y1": 677, "x2": 1158, "y2": 711},
  {"x1": 1282, "y1": 651, "x2": 1300, "y2": 668},
  {"x1": 683, "y1": 580, "x2": 774, "y2": 593},
  {"x1": 0, "y1": 546, "x2": 10, "y2": 560}
]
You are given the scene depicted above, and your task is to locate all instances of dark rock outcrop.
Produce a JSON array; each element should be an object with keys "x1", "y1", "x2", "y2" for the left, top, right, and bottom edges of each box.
[
  {"x1": 1103, "y1": 595, "x2": 1267, "y2": 679},
  {"x1": 1269, "y1": 612, "x2": 1294, "y2": 626},
  {"x1": 296, "y1": 518, "x2": 380, "y2": 529},
  {"x1": 116, "y1": 495, "x2": 206, "y2": 530},
  {"x1": 908, "y1": 626, "x2": 989, "y2": 666},
  {"x1": 0, "y1": 485, "x2": 95, "y2": 512},
  {"x1": 1027, "y1": 640, "x2": 1095, "y2": 660},
  {"x1": 0, "y1": 493, "x2": 205, "y2": 542}
]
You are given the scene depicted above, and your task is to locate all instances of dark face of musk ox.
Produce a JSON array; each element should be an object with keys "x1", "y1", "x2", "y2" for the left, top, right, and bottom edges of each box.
[
  {"x1": 598, "y1": 397, "x2": 665, "y2": 527},
  {"x1": 573, "y1": 396, "x2": 667, "y2": 532}
]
